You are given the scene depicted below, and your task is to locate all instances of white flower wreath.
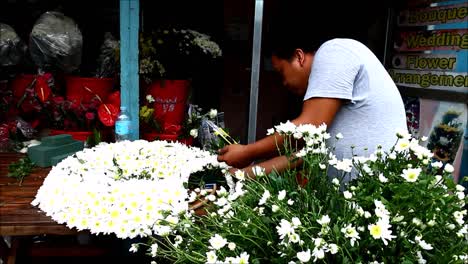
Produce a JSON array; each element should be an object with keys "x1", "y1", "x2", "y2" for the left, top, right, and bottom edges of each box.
[{"x1": 32, "y1": 140, "x2": 226, "y2": 239}]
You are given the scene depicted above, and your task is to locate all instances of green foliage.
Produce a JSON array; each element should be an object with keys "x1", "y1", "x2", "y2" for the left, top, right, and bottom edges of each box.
[
  {"x1": 8, "y1": 157, "x2": 35, "y2": 185},
  {"x1": 139, "y1": 124, "x2": 467, "y2": 263}
]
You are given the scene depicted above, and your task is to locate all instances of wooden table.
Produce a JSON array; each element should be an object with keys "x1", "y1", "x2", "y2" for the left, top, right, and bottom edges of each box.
[
  {"x1": 0, "y1": 153, "x2": 76, "y2": 236},
  {"x1": 0, "y1": 153, "x2": 77, "y2": 264}
]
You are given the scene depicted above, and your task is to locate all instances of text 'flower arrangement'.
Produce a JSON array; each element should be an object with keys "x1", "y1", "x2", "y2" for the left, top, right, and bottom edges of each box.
[
  {"x1": 32, "y1": 140, "x2": 227, "y2": 239},
  {"x1": 137, "y1": 123, "x2": 467, "y2": 263}
]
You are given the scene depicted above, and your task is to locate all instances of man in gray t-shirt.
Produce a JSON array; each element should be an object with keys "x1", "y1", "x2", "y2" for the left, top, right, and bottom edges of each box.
[
  {"x1": 305, "y1": 38, "x2": 407, "y2": 160},
  {"x1": 217, "y1": 36, "x2": 407, "y2": 177}
]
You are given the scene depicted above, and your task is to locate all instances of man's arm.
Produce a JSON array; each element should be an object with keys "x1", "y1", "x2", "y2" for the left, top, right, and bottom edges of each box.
[
  {"x1": 218, "y1": 97, "x2": 342, "y2": 168},
  {"x1": 238, "y1": 153, "x2": 303, "y2": 179}
]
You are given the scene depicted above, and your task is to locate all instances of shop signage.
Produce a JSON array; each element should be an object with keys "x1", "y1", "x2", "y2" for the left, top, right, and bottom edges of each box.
[
  {"x1": 388, "y1": 68, "x2": 467, "y2": 90},
  {"x1": 391, "y1": 53, "x2": 466, "y2": 72},
  {"x1": 398, "y1": 3, "x2": 467, "y2": 26},
  {"x1": 395, "y1": 29, "x2": 468, "y2": 51}
]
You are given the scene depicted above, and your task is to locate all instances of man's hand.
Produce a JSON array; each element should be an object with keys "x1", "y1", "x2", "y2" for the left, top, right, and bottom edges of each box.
[{"x1": 217, "y1": 144, "x2": 253, "y2": 168}]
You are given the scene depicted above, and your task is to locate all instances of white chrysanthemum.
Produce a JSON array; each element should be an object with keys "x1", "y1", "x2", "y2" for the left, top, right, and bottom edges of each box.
[
  {"x1": 401, "y1": 168, "x2": 422, "y2": 182},
  {"x1": 378, "y1": 174, "x2": 388, "y2": 183},
  {"x1": 334, "y1": 159, "x2": 353, "y2": 173},
  {"x1": 266, "y1": 128, "x2": 275, "y2": 135},
  {"x1": 374, "y1": 200, "x2": 390, "y2": 219},
  {"x1": 272, "y1": 205, "x2": 280, "y2": 213},
  {"x1": 129, "y1": 243, "x2": 139, "y2": 253},
  {"x1": 209, "y1": 109, "x2": 218, "y2": 119},
  {"x1": 317, "y1": 215, "x2": 331, "y2": 226},
  {"x1": 297, "y1": 249, "x2": 311, "y2": 263},
  {"x1": 275, "y1": 120, "x2": 296, "y2": 134},
  {"x1": 416, "y1": 251, "x2": 427, "y2": 264},
  {"x1": 277, "y1": 190, "x2": 287, "y2": 201},
  {"x1": 289, "y1": 232, "x2": 300, "y2": 243},
  {"x1": 453, "y1": 210, "x2": 467, "y2": 226},
  {"x1": 431, "y1": 161, "x2": 443, "y2": 169},
  {"x1": 234, "y1": 170, "x2": 246, "y2": 181},
  {"x1": 228, "y1": 242, "x2": 236, "y2": 251},
  {"x1": 276, "y1": 219, "x2": 295, "y2": 239},
  {"x1": 444, "y1": 164, "x2": 454, "y2": 173},
  {"x1": 258, "y1": 190, "x2": 271, "y2": 205},
  {"x1": 189, "y1": 128, "x2": 198, "y2": 138},
  {"x1": 328, "y1": 243, "x2": 339, "y2": 254},
  {"x1": 150, "y1": 243, "x2": 158, "y2": 257},
  {"x1": 331, "y1": 178, "x2": 340, "y2": 186},
  {"x1": 209, "y1": 234, "x2": 228, "y2": 250},
  {"x1": 341, "y1": 224, "x2": 360, "y2": 246},
  {"x1": 395, "y1": 138, "x2": 411, "y2": 153},
  {"x1": 368, "y1": 218, "x2": 396, "y2": 245},
  {"x1": 238, "y1": 252, "x2": 250, "y2": 264},
  {"x1": 214, "y1": 197, "x2": 228, "y2": 207},
  {"x1": 396, "y1": 129, "x2": 411, "y2": 140},
  {"x1": 415, "y1": 235, "x2": 433, "y2": 250},
  {"x1": 206, "y1": 250, "x2": 217, "y2": 263},
  {"x1": 146, "y1": 94, "x2": 155, "y2": 103},
  {"x1": 343, "y1": 191, "x2": 353, "y2": 199},
  {"x1": 292, "y1": 217, "x2": 301, "y2": 227},
  {"x1": 312, "y1": 247, "x2": 325, "y2": 261}
]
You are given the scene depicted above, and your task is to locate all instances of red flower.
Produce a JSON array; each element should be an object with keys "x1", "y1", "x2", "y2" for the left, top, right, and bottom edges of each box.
[
  {"x1": 52, "y1": 96, "x2": 65, "y2": 105},
  {"x1": 85, "y1": 112, "x2": 96, "y2": 120},
  {"x1": 0, "y1": 124, "x2": 9, "y2": 143}
]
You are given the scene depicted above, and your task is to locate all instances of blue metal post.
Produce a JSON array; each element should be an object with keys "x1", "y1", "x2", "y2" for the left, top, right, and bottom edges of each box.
[
  {"x1": 247, "y1": 0, "x2": 264, "y2": 143},
  {"x1": 120, "y1": 0, "x2": 139, "y2": 140}
]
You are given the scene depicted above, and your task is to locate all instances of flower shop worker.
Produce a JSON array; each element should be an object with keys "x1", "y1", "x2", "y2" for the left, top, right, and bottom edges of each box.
[{"x1": 218, "y1": 22, "x2": 408, "y2": 178}]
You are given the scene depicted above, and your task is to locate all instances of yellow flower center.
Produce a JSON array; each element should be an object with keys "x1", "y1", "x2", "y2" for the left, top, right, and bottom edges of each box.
[{"x1": 370, "y1": 225, "x2": 382, "y2": 238}]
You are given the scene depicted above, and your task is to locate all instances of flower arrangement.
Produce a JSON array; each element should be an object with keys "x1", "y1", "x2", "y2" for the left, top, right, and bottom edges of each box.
[
  {"x1": 138, "y1": 123, "x2": 467, "y2": 263},
  {"x1": 31, "y1": 140, "x2": 227, "y2": 239},
  {"x1": 140, "y1": 94, "x2": 219, "y2": 141},
  {"x1": 139, "y1": 28, "x2": 222, "y2": 83}
]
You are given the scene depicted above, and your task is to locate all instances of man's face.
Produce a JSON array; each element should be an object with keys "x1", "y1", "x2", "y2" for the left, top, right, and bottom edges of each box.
[{"x1": 271, "y1": 52, "x2": 311, "y2": 96}]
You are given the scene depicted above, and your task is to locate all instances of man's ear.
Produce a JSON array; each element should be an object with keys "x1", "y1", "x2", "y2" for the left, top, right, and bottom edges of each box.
[{"x1": 294, "y1": 49, "x2": 306, "y2": 67}]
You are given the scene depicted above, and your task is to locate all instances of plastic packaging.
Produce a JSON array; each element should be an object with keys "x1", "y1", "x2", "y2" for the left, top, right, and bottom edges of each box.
[
  {"x1": 198, "y1": 113, "x2": 227, "y2": 151},
  {"x1": 115, "y1": 106, "x2": 131, "y2": 142},
  {"x1": 0, "y1": 23, "x2": 27, "y2": 66},
  {"x1": 95, "y1": 32, "x2": 119, "y2": 78},
  {"x1": 29, "y1": 11, "x2": 83, "y2": 72}
]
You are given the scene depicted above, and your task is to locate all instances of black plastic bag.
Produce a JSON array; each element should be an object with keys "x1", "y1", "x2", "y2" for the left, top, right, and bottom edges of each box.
[
  {"x1": 95, "y1": 32, "x2": 119, "y2": 78},
  {"x1": 29, "y1": 11, "x2": 82, "y2": 72},
  {"x1": 0, "y1": 23, "x2": 27, "y2": 66}
]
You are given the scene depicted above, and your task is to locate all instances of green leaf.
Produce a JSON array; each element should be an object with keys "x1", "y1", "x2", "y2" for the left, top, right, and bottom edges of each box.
[{"x1": 7, "y1": 157, "x2": 35, "y2": 185}]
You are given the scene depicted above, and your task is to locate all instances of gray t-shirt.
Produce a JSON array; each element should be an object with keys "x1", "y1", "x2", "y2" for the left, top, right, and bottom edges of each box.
[{"x1": 304, "y1": 38, "x2": 407, "y2": 160}]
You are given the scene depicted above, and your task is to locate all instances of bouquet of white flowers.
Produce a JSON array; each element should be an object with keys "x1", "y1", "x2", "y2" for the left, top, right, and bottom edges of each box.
[
  {"x1": 138, "y1": 122, "x2": 467, "y2": 263},
  {"x1": 32, "y1": 140, "x2": 228, "y2": 239},
  {"x1": 139, "y1": 28, "x2": 222, "y2": 83}
]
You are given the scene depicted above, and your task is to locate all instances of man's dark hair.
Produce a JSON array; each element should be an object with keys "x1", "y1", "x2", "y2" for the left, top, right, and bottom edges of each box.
[
  {"x1": 264, "y1": 0, "x2": 390, "y2": 60},
  {"x1": 265, "y1": 2, "x2": 338, "y2": 60},
  {"x1": 266, "y1": 22, "x2": 331, "y2": 60}
]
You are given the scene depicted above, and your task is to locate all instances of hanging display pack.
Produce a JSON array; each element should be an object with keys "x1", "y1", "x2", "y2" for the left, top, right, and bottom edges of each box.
[
  {"x1": 95, "y1": 32, "x2": 119, "y2": 78},
  {"x1": 0, "y1": 23, "x2": 27, "y2": 66},
  {"x1": 29, "y1": 11, "x2": 83, "y2": 72}
]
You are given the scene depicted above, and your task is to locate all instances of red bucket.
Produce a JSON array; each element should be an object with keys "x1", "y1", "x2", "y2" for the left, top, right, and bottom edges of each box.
[
  {"x1": 142, "y1": 132, "x2": 193, "y2": 146},
  {"x1": 10, "y1": 74, "x2": 35, "y2": 99},
  {"x1": 65, "y1": 76, "x2": 114, "y2": 104},
  {"x1": 49, "y1": 129, "x2": 92, "y2": 142},
  {"x1": 147, "y1": 80, "x2": 190, "y2": 126}
]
